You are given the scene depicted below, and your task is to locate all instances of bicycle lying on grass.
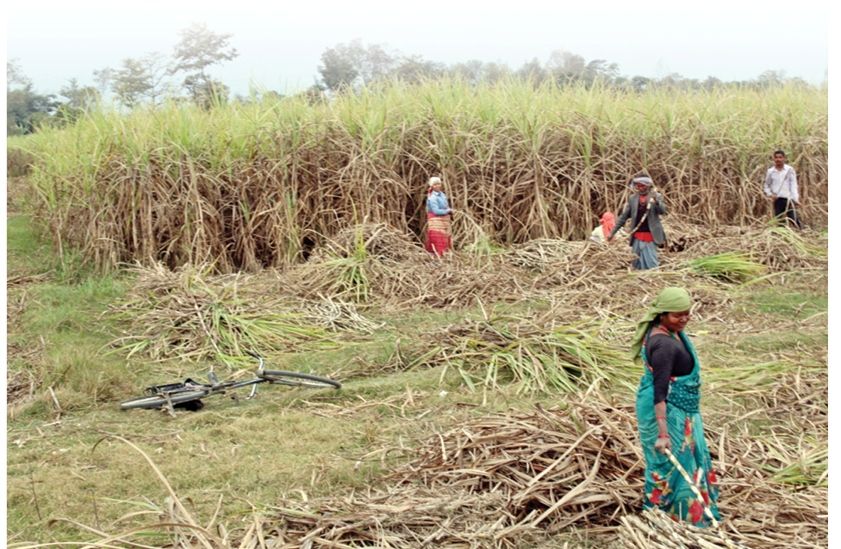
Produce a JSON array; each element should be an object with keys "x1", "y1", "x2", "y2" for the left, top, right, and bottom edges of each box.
[{"x1": 120, "y1": 354, "x2": 341, "y2": 412}]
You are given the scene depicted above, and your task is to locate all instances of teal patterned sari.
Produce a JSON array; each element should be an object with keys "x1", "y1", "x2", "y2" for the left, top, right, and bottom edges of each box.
[{"x1": 636, "y1": 328, "x2": 721, "y2": 526}]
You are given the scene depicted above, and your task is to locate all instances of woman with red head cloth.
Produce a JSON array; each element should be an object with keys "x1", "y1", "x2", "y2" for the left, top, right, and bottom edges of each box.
[{"x1": 590, "y1": 212, "x2": 620, "y2": 243}]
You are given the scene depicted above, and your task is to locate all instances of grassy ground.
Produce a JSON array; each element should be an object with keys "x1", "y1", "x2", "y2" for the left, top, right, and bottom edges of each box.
[{"x1": 6, "y1": 211, "x2": 827, "y2": 545}]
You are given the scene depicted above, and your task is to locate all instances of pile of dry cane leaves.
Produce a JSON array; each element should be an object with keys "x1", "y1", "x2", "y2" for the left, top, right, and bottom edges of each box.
[
  {"x1": 409, "y1": 307, "x2": 638, "y2": 394},
  {"x1": 666, "y1": 223, "x2": 826, "y2": 272},
  {"x1": 261, "y1": 396, "x2": 825, "y2": 549},
  {"x1": 281, "y1": 223, "x2": 533, "y2": 308},
  {"x1": 106, "y1": 262, "x2": 378, "y2": 365},
  {"x1": 106, "y1": 222, "x2": 825, "y2": 366},
  {"x1": 618, "y1": 508, "x2": 746, "y2": 549}
]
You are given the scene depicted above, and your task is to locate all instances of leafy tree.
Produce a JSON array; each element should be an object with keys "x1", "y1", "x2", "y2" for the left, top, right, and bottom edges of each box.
[
  {"x1": 7, "y1": 85, "x2": 56, "y2": 135},
  {"x1": 630, "y1": 75, "x2": 651, "y2": 92},
  {"x1": 481, "y1": 62, "x2": 511, "y2": 84},
  {"x1": 7, "y1": 61, "x2": 56, "y2": 135},
  {"x1": 100, "y1": 53, "x2": 170, "y2": 108},
  {"x1": 363, "y1": 43, "x2": 397, "y2": 82},
  {"x1": 547, "y1": 50, "x2": 586, "y2": 83},
  {"x1": 659, "y1": 72, "x2": 687, "y2": 88},
  {"x1": 391, "y1": 56, "x2": 445, "y2": 84},
  {"x1": 112, "y1": 57, "x2": 158, "y2": 108},
  {"x1": 55, "y1": 78, "x2": 100, "y2": 124},
  {"x1": 297, "y1": 84, "x2": 327, "y2": 105},
  {"x1": 170, "y1": 23, "x2": 238, "y2": 106},
  {"x1": 583, "y1": 59, "x2": 619, "y2": 84},
  {"x1": 92, "y1": 67, "x2": 115, "y2": 96},
  {"x1": 317, "y1": 40, "x2": 398, "y2": 92},
  {"x1": 451, "y1": 59, "x2": 488, "y2": 86},
  {"x1": 317, "y1": 43, "x2": 361, "y2": 91},
  {"x1": 516, "y1": 58, "x2": 547, "y2": 85},
  {"x1": 183, "y1": 74, "x2": 230, "y2": 109},
  {"x1": 8, "y1": 59, "x2": 31, "y2": 87},
  {"x1": 757, "y1": 70, "x2": 785, "y2": 88}
]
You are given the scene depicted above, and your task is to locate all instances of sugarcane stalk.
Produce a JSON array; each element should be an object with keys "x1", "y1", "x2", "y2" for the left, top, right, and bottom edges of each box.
[{"x1": 664, "y1": 448, "x2": 737, "y2": 549}]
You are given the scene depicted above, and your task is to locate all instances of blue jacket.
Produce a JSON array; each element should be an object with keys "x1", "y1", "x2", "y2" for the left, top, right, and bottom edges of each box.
[{"x1": 427, "y1": 191, "x2": 451, "y2": 215}]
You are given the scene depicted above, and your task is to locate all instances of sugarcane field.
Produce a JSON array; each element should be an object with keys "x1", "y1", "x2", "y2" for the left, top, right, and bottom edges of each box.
[{"x1": 5, "y1": 67, "x2": 828, "y2": 548}]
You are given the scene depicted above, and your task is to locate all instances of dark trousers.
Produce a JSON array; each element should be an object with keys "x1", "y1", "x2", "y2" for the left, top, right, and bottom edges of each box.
[{"x1": 773, "y1": 197, "x2": 801, "y2": 229}]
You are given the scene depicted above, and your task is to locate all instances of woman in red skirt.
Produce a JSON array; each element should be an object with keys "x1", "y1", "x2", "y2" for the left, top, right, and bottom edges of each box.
[{"x1": 425, "y1": 176, "x2": 453, "y2": 256}]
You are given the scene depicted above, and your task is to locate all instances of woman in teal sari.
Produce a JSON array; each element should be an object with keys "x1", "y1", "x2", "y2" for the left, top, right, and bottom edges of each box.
[{"x1": 632, "y1": 287, "x2": 721, "y2": 526}]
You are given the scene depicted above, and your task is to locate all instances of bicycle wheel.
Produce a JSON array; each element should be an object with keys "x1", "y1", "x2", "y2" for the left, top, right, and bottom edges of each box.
[
  {"x1": 259, "y1": 370, "x2": 341, "y2": 390},
  {"x1": 120, "y1": 390, "x2": 208, "y2": 410}
]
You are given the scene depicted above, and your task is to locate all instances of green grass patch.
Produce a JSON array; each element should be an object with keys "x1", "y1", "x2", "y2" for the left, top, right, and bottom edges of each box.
[
  {"x1": 7, "y1": 214, "x2": 55, "y2": 278},
  {"x1": 7, "y1": 213, "x2": 95, "y2": 283},
  {"x1": 8, "y1": 215, "x2": 132, "y2": 418},
  {"x1": 745, "y1": 289, "x2": 827, "y2": 319}
]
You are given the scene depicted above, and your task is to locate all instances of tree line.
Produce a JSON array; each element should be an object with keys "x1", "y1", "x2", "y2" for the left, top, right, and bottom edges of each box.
[
  {"x1": 7, "y1": 28, "x2": 820, "y2": 136},
  {"x1": 8, "y1": 23, "x2": 236, "y2": 135}
]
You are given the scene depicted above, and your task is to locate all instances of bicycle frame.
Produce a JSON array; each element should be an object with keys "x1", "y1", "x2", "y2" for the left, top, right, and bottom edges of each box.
[
  {"x1": 121, "y1": 353, "x2": 340, "y2": 412},
  {"x1": 145, "y1": 354, "x2": 269, "y2": 400}
]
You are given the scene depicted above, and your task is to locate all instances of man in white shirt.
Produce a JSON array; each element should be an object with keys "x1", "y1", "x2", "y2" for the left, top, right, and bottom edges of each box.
[{"x1": 763, "y1": 150, "x2": 801, "y2": 228}]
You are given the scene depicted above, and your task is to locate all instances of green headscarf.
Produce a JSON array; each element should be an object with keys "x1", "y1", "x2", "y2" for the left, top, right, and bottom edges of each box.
[{"x1": 630, "y1": 287, "x2": 693, "y2": 362}]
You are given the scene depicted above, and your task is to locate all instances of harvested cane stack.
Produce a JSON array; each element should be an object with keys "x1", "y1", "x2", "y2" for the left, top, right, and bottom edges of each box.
[
  {"x1": 416, "y1": 312, "x2": 637, "y2": 393},
  {"x1": 282, "y1": 224, "x2": 534, "y2": 308},
  {"x1": 617, "y1": 508, "x2": 747, "y2": 549},
  {"x1": 676, "y1": 226, "x2": 826, "y2": 272},
  {"x1": 107, "y1": 263, "x2": 380, "y2": 365},
  {"x1": 266, "y1": 486, "x2": 536, "y2": 548},
  {"x1": 391, "y1": 403, "x2": 645, "y2": 530},
  {"x1": 265, "y1": 395, "x2": 826, "y2": 548},
  {"x1": 268, "y1": 403, "x2": 644, "y2": 547},
  {"x1": 505, "y1": 239, "x2": 588, "y2": 272},
  {"x1": 309, "y1": 223, "x2": 428, "y2": 263},
  {"x1": 524, "y1": 241, "x2": 637, "y2": 289}
]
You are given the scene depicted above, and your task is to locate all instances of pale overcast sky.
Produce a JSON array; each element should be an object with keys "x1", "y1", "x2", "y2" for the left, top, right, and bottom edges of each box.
[{"x1": 5, "y1": 0, "x2": 831, "y2": 96}]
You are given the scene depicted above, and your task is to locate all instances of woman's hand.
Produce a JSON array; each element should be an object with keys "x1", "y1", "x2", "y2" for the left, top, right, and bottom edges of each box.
[{"x1": 655, "y1": 436, "x2": 671, "y2": 454}]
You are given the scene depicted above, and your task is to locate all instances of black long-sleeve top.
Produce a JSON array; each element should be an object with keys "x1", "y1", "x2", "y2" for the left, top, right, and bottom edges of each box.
[
  {"x1": 648, "y1": 333, "x2": 694, "y2": 404},
  {"x1": 634, "y1": 197, "x2": 651, "y2": 232}
]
